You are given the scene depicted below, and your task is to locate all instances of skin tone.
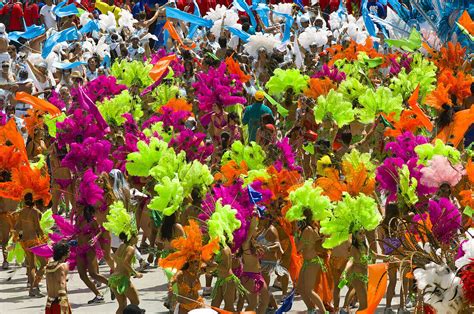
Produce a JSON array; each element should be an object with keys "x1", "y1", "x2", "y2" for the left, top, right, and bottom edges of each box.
[
  {"x1": 295, "y1": 211, "x2": 326, "y2": 313},
  {"x1": 14, "y1": 197, "x2": 47, "y2": 295},
  {"x1": 258, "y1": 218, "x2": 283, "y2": 309},
  {"x1": 111, "y1": 235, "x2": 142, "y2": 314},
  {"x1": 330, "y1": 240, "x2": 351, "y2": 313},
  {"x1": 75, "y1": 207, "x2": 109, "y2": 298},
  {"x1": 241, "y1": 216, "x2": 269, "y2": 314},
  {"x1": 45, "y1": 250, "x2": 70, "y2": 313},
  {"x1": 210, "y1": 244, "x2": 236, "y2": 311},
  {"x1": 50, "y1": 142, "x2": 73, "y2": 214},
  {"x1": 0, "y1": 198, "x2": 18, "y2": 267}
]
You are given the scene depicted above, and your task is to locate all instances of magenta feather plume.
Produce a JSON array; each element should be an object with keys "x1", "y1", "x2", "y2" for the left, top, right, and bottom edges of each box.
[
  {"x1": 56, "y1": 108, "x2": 108, "y2": 149},
  {"x1": 169, "y1": 130, "x2": 214, "y2": 162},
  {"x1": 48, "y1": 90, "x2": 66, "y2": 110},
  {"x1": 385, "y1": 131, "x2": 429, "y2": 162},
  {"x1": 156, "y1": 107, "x2": 192, "y2": 132},
  {"x1": 192, "y1": 63, "x2": 246, "y2": 126},
  {"x1": 201, "y1": 182, "x2": 254, "y2": 251},
  {"x1": 78, "y1": 169, "x2": 104, "y2": 206},
  {"x1": 274, "y1": 137, "x2": 302, "y2": 172},
  {"x1": 413, "y1": 198, "x2": 461, "y2": 244},
  {"x1": 82, "y1": 75, "x2": 127, "y2": 103},
  {"x1": 61, "y1": 137, "x2": 113, "y2": 173},
  {"x1": 376, "y1": 157, "x2": 435, "y2": 203},
  {"x1": 312, "y1": 64, "x2": 346, "y2": 83}
]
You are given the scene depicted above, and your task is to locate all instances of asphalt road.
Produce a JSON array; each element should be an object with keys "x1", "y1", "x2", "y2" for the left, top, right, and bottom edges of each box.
[{"x1": 0, "y1": 259, "x2": 400, "y2": 314}]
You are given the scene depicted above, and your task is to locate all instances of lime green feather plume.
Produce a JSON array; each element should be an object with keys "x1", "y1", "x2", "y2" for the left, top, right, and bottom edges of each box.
[
  {"x1": 178, "y1": 160, "x2": 214, "y2": 196},
  {"x1": 149, "y1": 83, "x2": 180, "y2": 111},
  {"x1": 40, "y1": 209, "x2": 54, "y2": 235},
  {"x1": 148, "y1": 176, "x2": 184, "y2": 216},
  {"x1": 7, "y1": 237, "x2": 25, "y2": 264},
  {"x1": 337, "y1": 77, "x2": 369, "y2": 102},
  {"x1": 110, "y1": 59, "x2": 154, "y2": 88},
  {"x1": 143, "y1": 122, "x2": 174, "y2": 143},
  {"x1": 342, "y1": 149, "x2": 376, "y2": 177},
  {"x1": 31, "y1": 154, "x2": 46, "y2": 170},
  {"x1": 320, "y1": 193, "x2": 381, "y2": 249},
  {"x1": 207, "y1": 199, "x2": 241, "y2": 244},
  {"x1": 44, "y1": 113, "x2": 66, "y2": 138},
  {"x1": 103, "y1": 201, "x2": 137, "y2": 240},
  {"x1": 242, "y1": 169, "x2": 271, "y2": 186},
  {"x1": 265, "y1": 68, "x2": 309, "y2": 97},
  {"x1": 221, "y1": 141, "x2": 266, "y2": 170},
  {"x1": 314, "y1": 90, "x2": 355, "y2": 127},
  {"x1": 98, "y1": 90, "x2": 143, "y2": 126},
  {"x1": 399, "y1": 165, "x2": 418, "y2": 206},
  {"x1": 126, "y1": 138, "x2": 170, "y2": 177},
  {"x1": 357, "y1": 87, "x2": 403, "y2": 124},
  {"x1": 414, "y1": 139, "x2": 461, "y2": 166},
  {"x1": 149, "y1": 149, "x2": 187, "y2": 182},
  {"x1": 286, "y1": 180, "x2": 332, "y2": 222},
  {"x1": 390, "y1": 53, "x2": 437, "y2": 101}
]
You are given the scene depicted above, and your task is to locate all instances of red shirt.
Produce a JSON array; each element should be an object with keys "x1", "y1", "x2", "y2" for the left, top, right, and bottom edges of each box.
[
  {"x1": 24, "y1": 2, "x2": 39, "y2": 26},
  {"x1": 0, "y1": 2, "x2": 24, "y2": 31}
]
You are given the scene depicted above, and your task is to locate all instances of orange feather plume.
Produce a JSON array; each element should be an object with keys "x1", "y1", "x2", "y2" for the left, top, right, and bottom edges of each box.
[
  {"x1": 160, "y1": 98, "x2": 193, "y2": 113},
  {"x1": 23, "y1": 109, "x2": 45, "y2": 138},
  {"x1": 266, "y1": 166, "x2": 303, "y2": 200},
  {"x1": 315, "y1": 168, "x2": 346, "y2": 201},
  {"x1": 0, "y1": 146, "x2": 25, "y2": 172},
  {"x1": 15, "y1": 92, "x2": 61, "y2": 117},
  {"x1": 465, "y1": 159, "x2": 474, "y2": 184},
  {"x1": 424, "y1": 42, "x2": 469, "y2": 73},
  {"x1": 225, "y1": 56, "x2": 251, "y2": 83},
  {"x1": 436, "y1": 105, "x2": 474, "y2": 148},
  {"x1": 0, "y1": 119, "x2": 28, "y2": 162},
  {"x1": 458, "y1": 10, "x2": 474, "y2": 36},
  {"x1": 214, "y1": 160, "x2": 248, "y2": 186},
  {"x1": 438, "y1": 69, "x2": 473, "y2": 104},
  {"x1": 158, "y1": 220, "x2": 219, "y2": 271},
  {"x1": 327, "y1": 38, "x2": 381, "y2": 66},
  {"x1": 407, "y1": 85, "x2": 433, "y2": 132},
  {"x1": 304, "y1": 78, "x2": 336, "y2": 99},
  {"x1": 383, "y1": 111, "x2": 426, "y2": 138},
  {"x1": 425, "y1": 83, "x2": 452, "y2": 110},
  {"x1": 0, "y1": 165, "x2": 51, "y2": 204},
  {"x1": 342, "y1": 161, "x2": 375, "y2": 197}
]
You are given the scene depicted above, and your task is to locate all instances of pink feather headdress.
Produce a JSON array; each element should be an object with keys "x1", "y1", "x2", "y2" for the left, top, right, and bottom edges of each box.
[{"x1": 420, "y1": 155, "x2": 465, "y2": 188}]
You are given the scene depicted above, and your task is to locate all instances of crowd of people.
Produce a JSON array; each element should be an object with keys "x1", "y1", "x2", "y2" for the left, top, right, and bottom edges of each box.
[{"x1": 0, "y1": 0, "x2": 474, "y2": 313}]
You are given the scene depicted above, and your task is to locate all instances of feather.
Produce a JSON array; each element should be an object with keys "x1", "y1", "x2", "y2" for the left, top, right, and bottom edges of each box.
[
  {"x1": 99, "y1": 12, "x2": 117, "y2": 31},
  {"x1": 243, "y1": 33, "x2": 280, "y2": 58},
  {"x1": 118, "y1": 9, "x2": 137, "y2": 32}
]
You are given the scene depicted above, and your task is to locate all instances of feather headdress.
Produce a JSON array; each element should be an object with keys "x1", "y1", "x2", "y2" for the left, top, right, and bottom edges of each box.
[
  {"x1": 320, "y1": 193, "x2": 381, "y2": 249},
  {"x1": 265, "y1": 68, "x2": 309, "y2": 97},
  {"x1": 159, "y1": 220, "x2": 219, "y2": 271},
  {"x1": 103, "y1": 201, "x2": 137, "y2": 241},
  {"x1": 243, "y1": 33, "x2": 280, "y2": 58},
  {"x1": 206, "y1": 199, "x2": 241, "y2": 245},
  {"x1": 285, "y1": 180, "x2": 332, "y2": 222},
  {"x1": 298, "y1": 28, "x2": 329, "y2": 50}
]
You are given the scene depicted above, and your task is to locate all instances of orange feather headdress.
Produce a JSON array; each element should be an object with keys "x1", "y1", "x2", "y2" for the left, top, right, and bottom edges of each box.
[{"x1": 158, "y1": 220, "x2": 219, "y2": 271}]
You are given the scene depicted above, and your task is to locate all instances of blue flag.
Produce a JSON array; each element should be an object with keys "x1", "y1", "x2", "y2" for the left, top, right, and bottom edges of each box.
[
  {"x1": 8, "y1": 24, "x2": 45, "y2": 42},
  {"x1": 79, "y1": 20, "x2": 99, "y2": 35},
  {"x1": 166, "y1": 7, "x2": 213, "y2": 28},
  {"x1": 247, "y1": 185, "x2": 265, "y2": 216},
  {"x1": 361, "y1": 0, "x2": 377, "y2": 37},
  {"x1": 233, "y1": 0, "x2": 257, "y2": 28},
  {"x1": 293, "y1": 0, "x2": 304, "y2": 10},
  {"x1": 226, "y1": 26, "x2": 251, "y2": 42},
  {"x1": 187, "y1": 0, "x2": 201, "y2": 39},
  {"x1": 272, "y1": 11, "x2": 294, "y2": 43},
  {"x1": 53, "y1": 1, "x2": 79, "y2": 18},
  {"x1": 255, "y1": 4, "x2": 270, "y2": 27},
  {"x1": 42, "y1": 27, "x2": 79, "y2": 58},
  {"x1": 276, "y1": 289, "x2": 295, "y2": 314},
  {"x1": 53, "y1": 61, "x2": 87, "y2": 69}
]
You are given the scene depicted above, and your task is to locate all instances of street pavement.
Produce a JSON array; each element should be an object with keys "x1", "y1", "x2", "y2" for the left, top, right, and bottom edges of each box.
[{"x1": 0, "y1": 260, "x2": 399, "y2": 314}]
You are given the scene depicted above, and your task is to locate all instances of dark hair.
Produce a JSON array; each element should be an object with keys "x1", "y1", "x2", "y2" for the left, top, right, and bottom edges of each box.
[
  {"x1": 437, "y1": 104, "x2": 454, "y2": 129},
  {"x1": 221, "y1": 131, "x2": 231, "y2": 149},
  {"x1": 83, "y1": 205, "x2": 95, "y2": 222},
  {"x1": 261, "y1": 114, "x2": 275, "y2": 125},
  {"x1": 160, "y1": 213, "x2": 176, "y2": 241},
  {"x1": 382, "y1": 203, "x2": 399, "y2": 231},
  {"x1": 218, "y1": 37, "x2": 227, "y2": 48},
  {"x1": 53, "y1": 241, "x2": 70, "y2": 261},
  {"x1": 119, "y1": 232, "x2": 128, "y2": 243},
  {"x1": 228, "y1": 112, "x2": 240, "y2": 123},
  {"x1": 24, "y1": 193, "x2": 34, "y2": 207},
  {"x1": 242, "y1": 22, "x2": 250, "y2": 32}
]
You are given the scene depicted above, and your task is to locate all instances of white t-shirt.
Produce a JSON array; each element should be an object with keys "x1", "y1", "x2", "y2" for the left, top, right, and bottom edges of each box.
[{"x1": 40, "y1": 5, "x2": 56, "y2": 30}]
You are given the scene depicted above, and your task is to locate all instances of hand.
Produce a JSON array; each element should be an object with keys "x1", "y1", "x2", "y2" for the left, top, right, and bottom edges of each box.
[{"x1": 134, "y1": 272, "x2": 143, "y2": 278}]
